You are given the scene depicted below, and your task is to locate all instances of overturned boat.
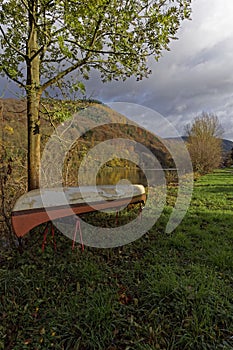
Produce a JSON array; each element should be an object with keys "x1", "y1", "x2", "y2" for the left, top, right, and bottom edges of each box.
[{"x1": 12, "y1": 184, "x2": 146, "y2": 237}]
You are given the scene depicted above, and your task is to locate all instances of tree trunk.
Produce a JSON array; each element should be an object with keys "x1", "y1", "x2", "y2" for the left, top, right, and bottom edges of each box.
[
  {"x1": 27, "y1": 90, "x2": 41, "y2": 191},
  {"x1": 27, "y1": 1, "x2": 41, "y2": 191}
]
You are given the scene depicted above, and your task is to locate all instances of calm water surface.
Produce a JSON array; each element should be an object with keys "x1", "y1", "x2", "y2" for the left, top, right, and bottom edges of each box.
[{"x1": 78, "y1": 168, "x2": 177, "y2": 187}]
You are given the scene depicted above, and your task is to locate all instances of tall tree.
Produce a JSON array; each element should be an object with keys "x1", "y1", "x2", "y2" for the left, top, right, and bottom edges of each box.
[
  {"x1": 185, "y1": 112, "x2": 223, "y2": 174},
  {"x1": 0, "y1": 0, "x2": 192, "y2": 190}
]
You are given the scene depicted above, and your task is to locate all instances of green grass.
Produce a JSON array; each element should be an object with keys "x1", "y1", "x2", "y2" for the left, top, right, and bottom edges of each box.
[{"x1": 1, "y1": 169, "x2": 233, "y2": 349}]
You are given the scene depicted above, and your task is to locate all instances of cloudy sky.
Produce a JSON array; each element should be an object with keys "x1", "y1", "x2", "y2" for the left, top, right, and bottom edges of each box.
[
  {"x1": 85, "y1": 0, "x2": 233, "y2": 141},
  {"x1": 2, "y1": 0, "x2": 233, "y2": 141}
]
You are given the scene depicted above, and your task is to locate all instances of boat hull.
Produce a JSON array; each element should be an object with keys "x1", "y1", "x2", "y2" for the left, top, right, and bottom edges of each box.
[{"x1": 12, "y1": 185, "x2": 146, "y2": 237}]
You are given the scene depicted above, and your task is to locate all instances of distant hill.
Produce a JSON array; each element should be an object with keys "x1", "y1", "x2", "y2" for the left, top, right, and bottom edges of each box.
[
  {"x1": 165, "y1": 136, "x2": 233, "y2": 154},
  {"x1": 1, "y1": 98, "x2": 175, "y2": 185},
  {"x1": 2, "y1": 99, "x2": 231, "y2": 176},
  {"x1": 221, "y1": 139, "x2": 233, "y2": 153}
]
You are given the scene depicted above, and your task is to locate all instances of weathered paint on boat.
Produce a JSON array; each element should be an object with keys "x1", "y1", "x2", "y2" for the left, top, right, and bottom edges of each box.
[{"x1": 12, "y1": 185, "x2": 146, "y2": 237}]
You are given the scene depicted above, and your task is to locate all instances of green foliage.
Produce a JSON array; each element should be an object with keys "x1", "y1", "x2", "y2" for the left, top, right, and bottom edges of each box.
[
  {"x1": 0, "y1": 0, "x2": 192, "y2": 89},
  {"x1": 1, "y1": 0, "x2": 192, "y2": 188}
]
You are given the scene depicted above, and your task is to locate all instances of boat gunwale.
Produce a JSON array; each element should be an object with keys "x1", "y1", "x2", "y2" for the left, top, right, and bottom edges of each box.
[{"x1": 12, "y1": 194, "x2": 146, "y2": 217}]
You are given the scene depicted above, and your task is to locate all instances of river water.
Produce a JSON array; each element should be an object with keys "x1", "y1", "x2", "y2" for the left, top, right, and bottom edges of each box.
[{"x1": 78, "y1": 168, "x2": 177, "y2": 187}]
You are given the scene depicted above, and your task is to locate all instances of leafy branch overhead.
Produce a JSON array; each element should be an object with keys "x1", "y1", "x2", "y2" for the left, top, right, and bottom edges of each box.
[
  {"x1": 0, "y1": 0, "x2": 192, "y2": 90},
  {"x1": 0, "y1": 0, "x2": 192, "y2": 190}
]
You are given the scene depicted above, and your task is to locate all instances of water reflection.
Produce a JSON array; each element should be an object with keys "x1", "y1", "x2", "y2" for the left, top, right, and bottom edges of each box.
[{"x1": 78, "y1": 168, "x2": 177, "y2": 187}]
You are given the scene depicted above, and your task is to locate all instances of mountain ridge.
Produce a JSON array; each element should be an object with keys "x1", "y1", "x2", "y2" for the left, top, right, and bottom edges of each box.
[{"x1": 165, "y1": 136, "x2": 233, "y2": 154}]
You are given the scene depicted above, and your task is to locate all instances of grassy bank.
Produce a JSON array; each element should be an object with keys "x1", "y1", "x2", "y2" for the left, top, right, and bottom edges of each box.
[{"x1": 0, "y1": 169, "x2": 233, "y2": 349}]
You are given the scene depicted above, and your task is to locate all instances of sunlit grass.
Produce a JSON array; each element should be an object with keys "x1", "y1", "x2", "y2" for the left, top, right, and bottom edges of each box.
[{"x1": 0, "y1": 169, "x2": 233, "y2": 349}]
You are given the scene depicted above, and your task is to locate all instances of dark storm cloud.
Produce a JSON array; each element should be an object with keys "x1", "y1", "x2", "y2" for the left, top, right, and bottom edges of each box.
[{"x1": 85, "y1": 0, "x2": 233, "y2": 140}]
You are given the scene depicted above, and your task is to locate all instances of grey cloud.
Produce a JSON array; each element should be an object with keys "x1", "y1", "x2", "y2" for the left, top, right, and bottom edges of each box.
[
  {"x1": 1, "y1": 0, "x2": 233, "y2": 141},
  {"x1": 85, "y1": 0, "x2": 233, "y2": 141}
]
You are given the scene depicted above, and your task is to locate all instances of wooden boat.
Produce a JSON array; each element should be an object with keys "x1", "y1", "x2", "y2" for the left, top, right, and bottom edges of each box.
[{"x1": 12, "y1": 185, "x2": 146, "y2": 237}]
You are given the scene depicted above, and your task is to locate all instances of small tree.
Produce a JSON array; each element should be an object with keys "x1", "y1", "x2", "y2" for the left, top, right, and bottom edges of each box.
[
  {"x1": 185, "y1": 112, "x2": 223, "y2": 174},
  {"x1": 0, "y1": 0, "x2": 192, "y2": 190}
]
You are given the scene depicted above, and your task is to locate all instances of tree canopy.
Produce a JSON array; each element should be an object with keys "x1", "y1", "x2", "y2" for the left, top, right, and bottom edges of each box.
[{"x1": 0, "y1": 0, "x2": 192, "y2": 189}]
